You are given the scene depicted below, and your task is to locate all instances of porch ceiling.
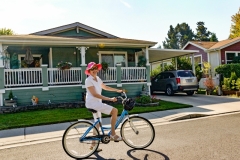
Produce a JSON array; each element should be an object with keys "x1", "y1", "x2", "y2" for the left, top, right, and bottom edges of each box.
[
  {"x1": 0, "y1": 35, "x2": 157, "y2": 48},
  {"x1": 148, "y1": 48, "x2": 199, "y2": 63}
]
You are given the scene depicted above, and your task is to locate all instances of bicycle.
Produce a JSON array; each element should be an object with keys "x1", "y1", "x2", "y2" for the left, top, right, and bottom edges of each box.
[{"x1": 62, "y1": 92, "x2": 155, "y2": 159}]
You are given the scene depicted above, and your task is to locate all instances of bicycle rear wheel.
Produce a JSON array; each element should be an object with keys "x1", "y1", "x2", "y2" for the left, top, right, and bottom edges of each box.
[
  {"x1": 121, "y1": 116, "x2": 155, "y2": 149},
  {"x1": 62, "y1": 121, "x2": 100, "y2": 159}
]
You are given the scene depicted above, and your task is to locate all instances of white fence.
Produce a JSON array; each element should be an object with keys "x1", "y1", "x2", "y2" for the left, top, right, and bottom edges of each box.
[
  {"x1": 4, "y1": 68, "x2": 42, "y2": 87},
  {"x1": 48, "y1": 67, "x2": 82, "y2": 85}
]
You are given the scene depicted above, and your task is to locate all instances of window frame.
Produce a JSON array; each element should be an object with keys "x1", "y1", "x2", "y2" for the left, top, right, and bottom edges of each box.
[
  {"x1": 18, "y1": 54, "x2": 42, "y2": 68},
  {"x1": 225, "y1": 51, "x2": 240, "y2": 64},
  {"x1": 98, "y1": 51, "x2": 128, "y2": 67}
]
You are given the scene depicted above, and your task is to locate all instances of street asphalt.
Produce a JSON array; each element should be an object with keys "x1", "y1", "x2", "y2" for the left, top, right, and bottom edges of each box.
[{"x1": 1, "y1": 93, "x2": 240, "y2": 149}]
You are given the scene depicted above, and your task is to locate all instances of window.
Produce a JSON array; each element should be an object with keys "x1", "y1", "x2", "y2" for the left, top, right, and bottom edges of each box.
[
  {"x1": 99, "y1": 51, "x2": 127, "y2": 67},
  {"x1": 18, "y1": 54, "x2": 42, "y2": 68},
  {"x1": 225, "y1": 52, "x2": 240, "y2": 64},
  {"x1": 189, "y1": 55, "x2": 202, "y2": 68}
]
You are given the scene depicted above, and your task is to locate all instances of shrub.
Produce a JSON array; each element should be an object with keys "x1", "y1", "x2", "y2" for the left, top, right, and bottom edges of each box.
[
  {"x1": 229, "y1": 72, "x2": 238, "y2": 90},
  {"x1": 215, "y1": 63, "x2": 240, "y2": 78},
  {"x1": 222, "y1": 78, "x2": 230, "y2": 90},
  {"x1": 204, "y1": 77, "x2": 215, "y2": 91},
  {"x1": 135, "y1": 95, "x2": 160, "y2": 104}
]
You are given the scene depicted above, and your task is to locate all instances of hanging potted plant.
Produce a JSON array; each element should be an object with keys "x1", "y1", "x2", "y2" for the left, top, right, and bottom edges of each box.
[
  {"x1": 101, "y1": 62, "x2": 109, "y2": 72},
  {"x1": 56, "y1": 61, "x2": 72, "y2": 70}
]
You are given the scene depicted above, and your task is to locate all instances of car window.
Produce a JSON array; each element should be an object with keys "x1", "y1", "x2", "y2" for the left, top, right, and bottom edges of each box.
[
  {"x1": 164, "y1": 72, "x2": 175, "y2": 78},
  {"x1": 154, "y1": 73, "x2": 164, "y2": 82},
  {"x1": 177, "y1": 71, "x2": 194, "y2": 77}
]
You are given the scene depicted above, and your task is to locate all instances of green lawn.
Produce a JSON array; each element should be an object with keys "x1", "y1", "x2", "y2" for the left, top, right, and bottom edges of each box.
[{"x1": 0, "y1": 100, "x2": 192, "y2": 130}]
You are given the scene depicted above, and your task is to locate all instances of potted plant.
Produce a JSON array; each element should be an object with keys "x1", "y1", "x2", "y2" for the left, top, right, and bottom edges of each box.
[
  {"x1": 4, "y1": 90, "x2": 17, "y2": 107},
  {"x1": 101, "y1": 62, "x2": 109, "y2": 72},
  {"x1": 57, "y1": 61, "x2": 72, "y2": 70}
]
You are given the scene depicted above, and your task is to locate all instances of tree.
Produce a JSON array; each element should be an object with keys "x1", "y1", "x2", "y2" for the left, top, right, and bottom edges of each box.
[
  {"x1": 229, "y1": 7, "x2": 240, "y2": 39},
  {"x1": 0, "y1": 28, "x2": 15, "y2": 35},
  {"x1": 195, "y1": 21, "x2": 212, "y2": 41},
  {"x1": 210, "y1": 33, "x2": 218, "y2": 42},
  {"x1": 163, "y1": 23, "x2": 194, "y2": 49}
]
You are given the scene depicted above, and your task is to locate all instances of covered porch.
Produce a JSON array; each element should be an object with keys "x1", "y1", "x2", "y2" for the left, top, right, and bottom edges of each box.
[{"x1": 0, "y1": 35, "x2": 155, "y2": 105}]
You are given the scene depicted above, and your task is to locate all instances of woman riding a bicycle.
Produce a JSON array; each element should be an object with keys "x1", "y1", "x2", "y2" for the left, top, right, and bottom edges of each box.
[{"x1": 85, "y1": 62, "x2": 123, "y2": 142}]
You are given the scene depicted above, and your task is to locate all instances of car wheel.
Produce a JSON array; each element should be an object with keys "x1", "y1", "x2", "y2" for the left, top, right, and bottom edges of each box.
[
  {"x1": 186, "y1": 91, "x2": 194, "y2": 96},
  {"x1": 165, "y1": 85, "x2": 173, "y2": 96}
]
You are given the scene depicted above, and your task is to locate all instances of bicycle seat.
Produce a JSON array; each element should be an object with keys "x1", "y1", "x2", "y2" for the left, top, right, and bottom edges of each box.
[{"x1": 88, "y1": 108, "x2": 97, "y2": 113}]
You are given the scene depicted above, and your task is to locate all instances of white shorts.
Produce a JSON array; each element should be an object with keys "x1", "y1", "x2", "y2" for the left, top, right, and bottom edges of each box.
[{"x1": 86, "y1": 101, "x2": 113, "y2": 122}]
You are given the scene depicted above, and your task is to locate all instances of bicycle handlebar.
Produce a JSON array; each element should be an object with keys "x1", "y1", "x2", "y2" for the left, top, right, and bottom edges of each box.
[{"x1": 117, "y1": 92, "x2": 127, "y2": 102}]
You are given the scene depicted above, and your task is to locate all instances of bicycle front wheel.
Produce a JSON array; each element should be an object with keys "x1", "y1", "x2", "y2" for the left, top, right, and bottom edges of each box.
[
  {"x1": 62, "y1": 121, "x2": 100, "y2": 159},
  {"x1": 121, "y1": 116, "x2": 155, "y2": 149}
]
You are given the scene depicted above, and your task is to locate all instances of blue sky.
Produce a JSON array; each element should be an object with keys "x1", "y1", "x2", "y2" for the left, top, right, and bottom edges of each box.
[{"x1": 0, "y1": 0, "x2": 239, "y2": 47}]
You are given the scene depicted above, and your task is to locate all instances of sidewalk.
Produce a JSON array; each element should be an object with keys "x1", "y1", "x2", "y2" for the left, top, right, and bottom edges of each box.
[{"x1": 1, "y1": 95, "x2": 240, "y2": 149}]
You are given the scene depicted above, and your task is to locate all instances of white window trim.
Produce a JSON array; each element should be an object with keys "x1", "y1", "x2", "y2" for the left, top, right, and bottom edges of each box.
[
  {"x1": 225, "y1": 51, "x2": 240, "y2": 64},
  {"x1": 189, "y1": 55, "x2": 202, "y2": 65},
  {"x1": 98, "y1": 51, "x2": 128, "y2": 67},
  {"x1": 18, "y1": 54, "x2": 42, "y2": 68}
]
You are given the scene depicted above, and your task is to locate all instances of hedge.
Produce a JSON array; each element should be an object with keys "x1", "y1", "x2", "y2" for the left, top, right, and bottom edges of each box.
[{"x1": 215, "y1": 63, "x2": 240, "y2": 78}]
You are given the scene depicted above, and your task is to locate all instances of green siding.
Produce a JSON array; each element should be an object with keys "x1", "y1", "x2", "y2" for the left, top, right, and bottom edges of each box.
[
  {"x1": 3, "y1": 83, "x2": 144, "y2": 105},
  {"x1": 54, "y1": 29, "x2": 100, "y2": 38},
  {"x1": 52, "y1": 47, "x2": 78, "y2": 67},
  {"x1": 4, "y1": 86, "x2": 84, "y2": 105}
]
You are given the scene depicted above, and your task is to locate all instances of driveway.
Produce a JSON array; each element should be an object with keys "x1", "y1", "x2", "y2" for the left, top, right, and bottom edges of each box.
[
  {"x1": 154, "y1": 92, "x2": 240, "y2": 106},
  {"x1": 154, "y1": 92, "x2": 240, "y2": 119}
]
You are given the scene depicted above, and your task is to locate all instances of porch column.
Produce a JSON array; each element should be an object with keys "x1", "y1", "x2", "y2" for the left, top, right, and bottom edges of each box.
[
  {"x1": 191, "y1": 53, "x2": 195, "y2": 74},
  {"x1": 145, "y1": 47, "x2": 150, "y2": 66},
  {"x1": 49, "y1": 47, "x2": 53, "y2": 68},
  {"x1": 0, "y1": 43, "x2": 3, "y2": 67},
  {"x1": 78, "y1": 46, "x2": 87, "y2": 87},
  {"x1": 0, "y1": 66, "x2": 5, "y2": 106},
  {"x1": 41, "y1": 64, "x2": 49, "y2": 91},
  {"x1": 175, "y1": 57, "x2": 178, "y2": 70},
  {"x1": 135, "y1": 52, "x2": 138, "y2": 66},
  {"x1": 146, "y1": 64, "x2": 151, "y2": 95},
  {"x1": 116, "y1": 63, "x2": 122, "y2": 87}
]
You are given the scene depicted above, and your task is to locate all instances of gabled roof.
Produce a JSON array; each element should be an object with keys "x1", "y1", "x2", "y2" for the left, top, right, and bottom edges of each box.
[
  {"x1": 182, "y1": 41, "x2": 217, "y2": 50},
  {"x1": 30, "y1": 22, "x2": 118, "y2": 38},
  {"x1": 209, "y1": 37, "x2": 240, "y2": 50},
  {"x1": 182, "y1": 37, "x2": 240, "y2": 52}
]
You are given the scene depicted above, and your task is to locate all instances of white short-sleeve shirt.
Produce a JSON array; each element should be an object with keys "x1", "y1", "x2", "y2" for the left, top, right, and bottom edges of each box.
[
  {"x1": 85, "y1": 75, "x2": 103, "y2": 104},
  {"x1": 85, "y1": 75, "x2": 113, "y2": 116}
]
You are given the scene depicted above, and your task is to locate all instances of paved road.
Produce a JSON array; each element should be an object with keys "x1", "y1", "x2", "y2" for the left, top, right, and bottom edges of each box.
[{"x1": 0, "y1": 112, "x2": 239, "y2": 160}]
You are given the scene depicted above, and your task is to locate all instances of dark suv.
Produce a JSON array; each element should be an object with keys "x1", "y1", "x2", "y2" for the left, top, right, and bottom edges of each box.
[{"x1": 150, "y1": 70, "x2": 199, "y2": 96}]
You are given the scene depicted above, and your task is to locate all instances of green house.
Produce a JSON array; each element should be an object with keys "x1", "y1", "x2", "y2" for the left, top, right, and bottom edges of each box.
[{"x1": 0, "y1": 22, "x2": 157, "y2": 106}]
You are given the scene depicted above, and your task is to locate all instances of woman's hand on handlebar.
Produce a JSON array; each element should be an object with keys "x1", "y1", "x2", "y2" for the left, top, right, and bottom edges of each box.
[{"x1": 110, "y1": 97, "x2": 117, "y2": 102}]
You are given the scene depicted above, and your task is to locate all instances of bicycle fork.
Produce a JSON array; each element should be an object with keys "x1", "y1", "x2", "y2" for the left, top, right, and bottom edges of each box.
[{"x1": 127, "y1": 116, "x2": 139, "y2": 135}]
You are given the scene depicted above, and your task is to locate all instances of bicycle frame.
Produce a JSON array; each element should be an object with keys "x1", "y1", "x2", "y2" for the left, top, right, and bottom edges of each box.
[{"x1": 80, "y1": 109, "x2": 129, "y2": 142}]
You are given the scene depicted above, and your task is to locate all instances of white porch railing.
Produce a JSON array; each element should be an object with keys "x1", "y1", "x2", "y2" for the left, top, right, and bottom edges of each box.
[
  {"x1": 4, "y1": 68, "x2": 42, "y2": 87},
  {"x1": 48, "y1": 67, "x2": 82, "y2": 85},
  {"x1": 98, "y1": 67, "x2": 117, "y2": 83},
  {"x1": 3, "y1": 67, "x2": 147, "y2": 88},
  {"x1": 121, "y1": 67, "x2": 146, "y2": 82}
]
